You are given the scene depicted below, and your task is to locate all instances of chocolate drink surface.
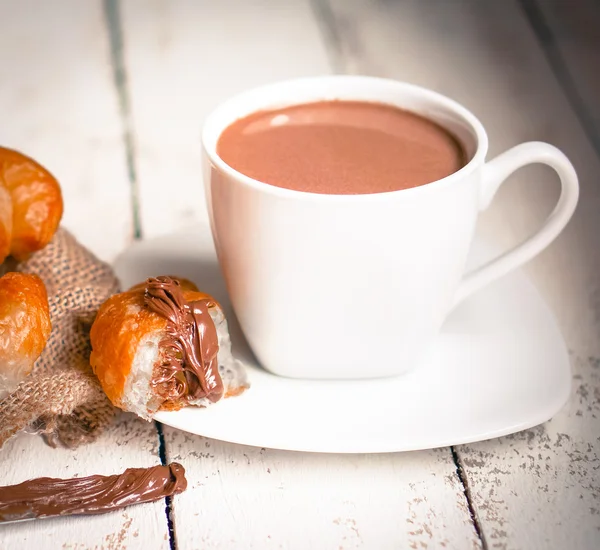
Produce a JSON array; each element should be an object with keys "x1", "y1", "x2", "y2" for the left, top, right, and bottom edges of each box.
[{"x1": 217, "y1": 100, "x2": 466, "y2": 195}]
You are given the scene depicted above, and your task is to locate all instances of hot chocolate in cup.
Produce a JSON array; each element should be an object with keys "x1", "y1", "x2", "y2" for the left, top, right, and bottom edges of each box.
[
  {"x1": 216, "y1": 99, "x2": 468, "y2": 195},
  {"x1": 202, "y1": 76, "x2": 578, "y2": 380}
]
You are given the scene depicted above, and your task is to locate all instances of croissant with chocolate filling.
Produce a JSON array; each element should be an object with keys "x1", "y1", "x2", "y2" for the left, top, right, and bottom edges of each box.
[
  {"x1": 90, "y1": 276, "x2": 248, "y2": 420},
  {"x1": 0, "y1": 146, "x2": 64, "y2": 264},
  {"x1": 0, "y1": 272, "x2": 52, "y2": 397}
]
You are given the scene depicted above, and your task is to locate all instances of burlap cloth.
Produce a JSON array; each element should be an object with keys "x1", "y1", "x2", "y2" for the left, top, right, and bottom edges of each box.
[{"x1": 0, "y1": 228, "x2": 120, "y2": 448}]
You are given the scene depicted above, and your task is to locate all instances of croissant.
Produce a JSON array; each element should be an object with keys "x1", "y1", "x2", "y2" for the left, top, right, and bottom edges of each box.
[
  {"x1": 0, "y1": 147, "x2": 63, "y2": 264},
  {"x1": 90, "y1": 276, "x2": 248, "y2": 420},
  {"x1": 0, "y1": 272, "x2": 52, "y2": 396}
]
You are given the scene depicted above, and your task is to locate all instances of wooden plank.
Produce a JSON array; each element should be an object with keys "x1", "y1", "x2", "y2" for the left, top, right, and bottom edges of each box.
[
  {"x1": 457, "y1": 353, "x2": 600, "y2": 549},
  {"x1": 323, "y1": 0, "x2": 600, "y2": 547},
  {"x1": 0, "y1": 2, "x2": 169, "y2": 548},
  {"x1": 166, "y1": 432, "x2": 481, "y2": 549},
  {"x1": 121, "y1": 0, "x2": 480, "y2": 548},
  {"x1": 120, "y1": 0, "x2": 331, "y2": 239},
  {"x1": 0, "y1": 0, "x2": 133, "y2": 261},
  {"x1": 529, "y1": 0, "x2": 600, "y2": 154}
]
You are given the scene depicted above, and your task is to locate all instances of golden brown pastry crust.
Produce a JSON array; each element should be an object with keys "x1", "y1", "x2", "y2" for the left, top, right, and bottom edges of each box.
[
  {"x1": 0, "y1": 147, "x2": 63, "y2": 263},
  {"x1": 90, "y1": 288, "x2": 167, "y2": 407},
  {"x1": 90, "y1": 277, "x2": 230, "y2": 412},
  {"x1": 0, "y1": 272, "x2": 52, "y2": 386},
  {"x1": 0, "y1": 186, "x2": 12, "y2": 264}
]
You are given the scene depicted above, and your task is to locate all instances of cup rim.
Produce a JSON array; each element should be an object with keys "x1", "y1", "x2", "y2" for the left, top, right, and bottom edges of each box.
[{"x1": 202, "y1": 75, "x2": 489, "y2": 202}]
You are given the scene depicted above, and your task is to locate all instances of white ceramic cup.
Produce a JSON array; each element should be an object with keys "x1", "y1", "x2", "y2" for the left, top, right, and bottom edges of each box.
[{"x1": 202, "y1": 76, "x2": 578, "y2": 380}]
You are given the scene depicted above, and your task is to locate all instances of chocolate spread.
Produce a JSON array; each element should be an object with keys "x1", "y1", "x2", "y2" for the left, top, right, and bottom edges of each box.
[
  {"x1": 144, "y1": 276, "x2": 224, "y2": 403},
  {"x1": 0, "y1": 463, "x2": 187, "y2": 522}
]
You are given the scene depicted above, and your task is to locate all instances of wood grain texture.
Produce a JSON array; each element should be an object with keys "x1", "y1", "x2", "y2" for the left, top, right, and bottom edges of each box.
[
  {"x1": 458, "y1": 353, "x2": 600, "y2": 550},
  {"x1": 530, "y1": 0, "x2": 600, "y2": 153},
  {"x1": 120, "y1": 0, "x2": 331, "y2": 238},
  {"x1": 0, "y1": 414, "x2": 169, "y2": 550},
  {"x1": 0, "y1": 0, "x2": 133, "y2": 262},
  {"x1": 322, "y1": 0, "x2": 600, "y2": 547},
  {"x1": 166, "y1": 431, "x2": 481, "y2": 549},
  {"x1": 0, "y1": 2, "x2": 169, "y2": 548}
]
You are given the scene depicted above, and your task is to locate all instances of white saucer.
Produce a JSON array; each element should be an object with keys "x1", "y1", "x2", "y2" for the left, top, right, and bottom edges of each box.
[{"x1": 114, "y1": 225, "x2": 571, "y2": 453}]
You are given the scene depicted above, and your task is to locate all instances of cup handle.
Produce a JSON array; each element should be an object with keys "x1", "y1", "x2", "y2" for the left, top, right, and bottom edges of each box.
[{"x1": 452, "y1": 141, "x2": 579, "y2": 309}]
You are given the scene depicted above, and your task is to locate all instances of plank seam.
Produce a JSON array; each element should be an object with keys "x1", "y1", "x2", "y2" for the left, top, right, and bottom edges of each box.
[
  {"x1": 157, "y1": 421, "x2": 177, "y2": 550},
  {"x1": 309, "y1": 0, "x2": 345, "y2": 72},
  {"x1": 519, "y1": 0, "x2": 600, "y2": 161},
  {"x1": 451, "y1": 446, "x2": 487, "y2": 550},
  {"x1": 103, "y1": 0, "x2": 143, "y2": 240},
  {"x1": 104, "y1": 2, "x2": 172, "y2": 547}
]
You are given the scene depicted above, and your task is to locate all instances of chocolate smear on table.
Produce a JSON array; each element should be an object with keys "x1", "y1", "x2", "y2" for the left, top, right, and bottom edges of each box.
[
  {"x1": 0, "y1": 463, "x2": 187, "y2": 522},
  {"x1": 144, "y1": 276, "x2": 224, "y2": 404}
]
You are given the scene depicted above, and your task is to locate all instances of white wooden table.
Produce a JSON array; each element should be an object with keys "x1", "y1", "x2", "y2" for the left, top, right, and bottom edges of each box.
[{"x1": 1, "y1": 1, "x2": 599, "y2": 548}]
